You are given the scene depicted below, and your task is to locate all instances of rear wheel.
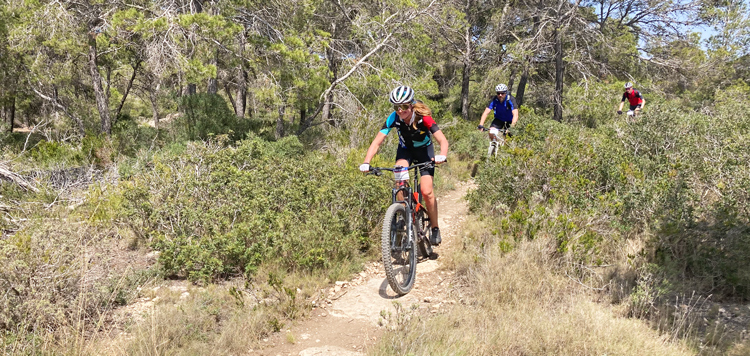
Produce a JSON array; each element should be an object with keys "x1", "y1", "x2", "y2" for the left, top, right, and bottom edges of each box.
[
  {"x1": 416, "y1": 209, "x2": 433, "y2": 259},
  {"x1": 381, "y1": 203, "x2": 416, "y2": 295}
]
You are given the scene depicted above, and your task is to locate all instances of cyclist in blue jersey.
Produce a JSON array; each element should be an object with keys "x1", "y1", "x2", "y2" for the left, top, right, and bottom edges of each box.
[
  {"x1": 477, "y1": 84, "x2": 519, "y2": 139},
  {"x1": 359, "y1": 86, "x2": 449, "y2": 246}
]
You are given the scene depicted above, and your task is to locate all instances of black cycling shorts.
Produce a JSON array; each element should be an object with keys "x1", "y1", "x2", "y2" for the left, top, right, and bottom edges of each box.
[
  {"x1": 489, "y1": 121, "x2": 513, "y2": 137},
  {"x1": 490, "y1": 120, "x2": 512, "y2": 130},
  {"x1": 629, "y1": 104, "x2": 642, "y2": 110},
  {"x1": 395, "y1": 144, "x2": 435, "y2": 177}
]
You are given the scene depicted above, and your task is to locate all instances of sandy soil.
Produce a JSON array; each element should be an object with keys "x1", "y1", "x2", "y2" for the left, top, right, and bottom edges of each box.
[{"x1": 252, "y1": 180, "x2": 475, "y2": 356}]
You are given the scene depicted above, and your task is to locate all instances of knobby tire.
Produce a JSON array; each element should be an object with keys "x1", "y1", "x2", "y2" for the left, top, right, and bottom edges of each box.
[
  {"x1": 381, "y1": 203, "x2": 416, "y2": 295},
  {"x1": 416, "y1": 209, "x2": 433, "y2": 259}
]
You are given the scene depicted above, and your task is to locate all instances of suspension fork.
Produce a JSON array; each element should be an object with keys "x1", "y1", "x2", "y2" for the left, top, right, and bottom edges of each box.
[{"x1": 392, "y1": 185, "x2": 415, "y2": 248}]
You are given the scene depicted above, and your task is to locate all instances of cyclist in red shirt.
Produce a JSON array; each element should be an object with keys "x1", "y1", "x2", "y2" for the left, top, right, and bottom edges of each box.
[{"x1": 617, "y1": 82, "x2": 645, "y2": 117}]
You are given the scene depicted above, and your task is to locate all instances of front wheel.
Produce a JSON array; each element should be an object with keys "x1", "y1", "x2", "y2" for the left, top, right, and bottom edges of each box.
[
  {"x1": 416, "y1": 209, "x2": 433, "y2": 259},
  {"x1": 381, "y1": 203, "x2": 417, "y2": 295},
  {"x1": 487, "y1": 141, "x2": 496, "y2": 158}
]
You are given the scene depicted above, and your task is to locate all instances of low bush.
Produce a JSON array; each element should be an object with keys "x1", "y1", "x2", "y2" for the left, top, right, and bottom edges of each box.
[
  {"x1": 111, "y1": 115, "x2": 160, "y2": 158},
  {"x1": 123, "y1": 135, "x2": 391, "y2": 282},
  {"x1": 0, "y1": 205, "x2": 156, "y2": 354},
  {"x1": 170, "y1": 93, "x2": 250, "y2": 143},
  {"x1": 469, "y1": 89, "x2": 750, "y2": 300}
]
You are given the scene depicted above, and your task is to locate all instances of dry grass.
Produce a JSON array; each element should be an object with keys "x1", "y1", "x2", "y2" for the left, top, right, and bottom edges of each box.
[
  {"x1": 83, "y1": 269, "x2": 338, "y2": 356},
  {"x1": 86, "y1": 282, "x2": 275, "y2": 355},
  {"x1": 371, "y1": 225, "x2": 695, "y2": 356}
]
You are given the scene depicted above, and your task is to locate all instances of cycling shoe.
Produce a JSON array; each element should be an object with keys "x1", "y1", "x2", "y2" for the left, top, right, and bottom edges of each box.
[{"x1": 430, "y1": 227, "x2": 442, "y2": 246}]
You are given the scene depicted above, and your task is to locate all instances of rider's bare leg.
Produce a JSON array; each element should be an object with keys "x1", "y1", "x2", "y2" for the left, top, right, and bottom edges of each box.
[
  {"x1": 395, "y1": 158, "x2": 409, "y2": 202},
  {"x1": 420, "y1": 175, "x2": 439, "y2": 229}
]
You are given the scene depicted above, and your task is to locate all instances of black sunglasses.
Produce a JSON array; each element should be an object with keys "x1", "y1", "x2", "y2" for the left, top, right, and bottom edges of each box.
[{"x1": 496, "y1": 91, "x2": 507, "y2": 95}]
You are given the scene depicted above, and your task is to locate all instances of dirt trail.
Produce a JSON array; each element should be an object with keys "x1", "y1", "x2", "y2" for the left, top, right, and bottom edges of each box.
[{"x1": 254, "y1": 180, "x2": 475, "y2": 356}]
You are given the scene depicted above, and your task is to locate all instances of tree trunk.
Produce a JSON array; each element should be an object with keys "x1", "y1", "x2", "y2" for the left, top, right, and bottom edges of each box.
[
  {"x1": 5, "y1": 95, "x2": 14, "y2": 133},
  {"x1": 517, "y1": 65, "x2": 529, "y2": 106},
  {"x1": 322, "y1": 91, "x2": 334, "y2": 125},
  {"x1": 113, "y1": 61, "x2": 140, "y2": 126},
  {"x1": 226, "y1": 82, "x2": 237, "y2": 114},
  {"x1": 298, "y1": 106, "x2": 305, "y2": 128},
  {"x1": 275, "y1": 104, "x2": 285, "y2": 139},
  {"x1": 460, "y1": 22, "x2": 473, "y2": 121},
  {"x1": 323, "y1": 24, "x2": 340, "y2": 125},
  {"x1": 508, "y1": 66, "x2": 517, "y2": 93},
  {"x1": 516, "y1": 0, "x2": 543, "y2": 109},
  {"x1": 207, "y1": 79, "x2": 217, "y2": 95},
  {"x1": 88, "y1": 34, "x2": 112, "y2": 135},
  {"x1": 234, "y1": 33, "x2": 247, "y2": 118},
  {"x1": 553, "y1": 26, "x2": 564, "y2": 122},
  {"x1": 9, "y1": 95, "x2": 15, "y2": 133}
]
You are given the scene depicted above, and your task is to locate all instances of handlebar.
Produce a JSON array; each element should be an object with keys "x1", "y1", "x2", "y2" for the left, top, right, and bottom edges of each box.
[
  {"x1": 368, "y1": 161, "x2": 438, "y2": 176},
  {"x1": 481, "y1": 127, "x2": 508, "y2": 133}
]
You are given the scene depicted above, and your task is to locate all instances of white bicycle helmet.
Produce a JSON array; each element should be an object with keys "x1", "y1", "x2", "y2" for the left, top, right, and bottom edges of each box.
[
  {"x1": 624, "y1": 82, "x2": 633, "y2": 89},
  {"x1": 389, "y1": 86, "x2": 415, "y2": 104},
  {"x1": 495, "y1": 84, "x2": 508, "y2": 92}
]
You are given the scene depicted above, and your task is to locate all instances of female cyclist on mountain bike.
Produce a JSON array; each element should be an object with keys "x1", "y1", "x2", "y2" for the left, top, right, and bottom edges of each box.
[{"x1": 359, "y1": 86, "x2": 449, "y2": 246}]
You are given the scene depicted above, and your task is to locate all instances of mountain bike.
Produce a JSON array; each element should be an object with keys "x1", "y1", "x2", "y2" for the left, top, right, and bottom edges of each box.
[
  {"x1": 368, "y1": 161, "x2": 436, "y2": 295},
  {"x1": 486, "y1": 127, "x2": 509, "y2": 158},
  {"x1": 471, "y1": 126, "x2": 509, "y2": 177}
]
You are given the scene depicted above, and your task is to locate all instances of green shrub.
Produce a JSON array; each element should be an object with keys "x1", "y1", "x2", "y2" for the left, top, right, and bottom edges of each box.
[
  {"x1": 81, "y1": 133, "x2": 115, "y2": 167},
  {"x1": 469, "y1": 92, "x2": 750, "y2": 300},
  {"x1": 124, "y1": 136, "x2": 391, "y2": 282},
  {"x1": 441, "y1": 120, "x2": 486, "y2": 162},
  {"x1": 171, "y1": 93, "x2": 249, "y2": 142},
  {"x1": 29, "y1": 140, "x2": 84, "y2": 166},
  {"x1": 112, "y1": 115, "x2": 160, "y2": 157}
]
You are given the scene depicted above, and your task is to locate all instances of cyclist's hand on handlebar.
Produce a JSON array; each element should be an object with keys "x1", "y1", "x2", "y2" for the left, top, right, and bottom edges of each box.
[
  {"x1": 359, "y1": 163, "x2": 370, "y2": 172},
  {"x1": 477, "y1": 125, "x2": 485, "y2": 131},
  {"x1": 434, "y1": 155, "x2": 447, "y2": 164},
  {"x1": 617, "y1": 110, "x2": 623, "y2": 115}
]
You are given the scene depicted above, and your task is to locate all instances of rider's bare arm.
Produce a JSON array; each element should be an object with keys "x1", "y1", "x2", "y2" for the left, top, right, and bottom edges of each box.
[
  {"x1": 363, "y1": 132, "x2": 387, "y2": 164},
  {"x1": 618, "y1": 101, "x2": 625, "y2": 111},
  {"x1": 640, "y1": 98, "x2": 645, "y2": 110},
  {"x1": 479, "y1": 107, "x2": 492, "y2": 128},
  {"x1": 511, "y1": 109, "x2": 519, "y2": 126},
  {"x1": 433, "y1": 130, "x2": 449, "y2": 158}
]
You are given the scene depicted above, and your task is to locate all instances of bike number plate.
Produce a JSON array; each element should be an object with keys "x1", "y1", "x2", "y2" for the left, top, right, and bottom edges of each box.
[
  {"x1": 489, "y1": 127, "x2": 499, "y2": 135},
  {"x1": 394, "y1": 167, "x2": 410, "y2": 181}
]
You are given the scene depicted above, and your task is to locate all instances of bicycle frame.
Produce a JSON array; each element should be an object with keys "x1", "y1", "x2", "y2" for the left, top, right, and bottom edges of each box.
[
  {"x1": 371, "y1": 162, "x2": 434, "y2": 251},
  {"x1": 486, "y1": 127, "x2": 509, "y2": 157}
]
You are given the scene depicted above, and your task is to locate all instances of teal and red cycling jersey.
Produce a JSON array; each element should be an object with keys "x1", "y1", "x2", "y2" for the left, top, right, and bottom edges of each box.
[{"x1": 379, "y1": 111, "x2": 440, "y2": 149}]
